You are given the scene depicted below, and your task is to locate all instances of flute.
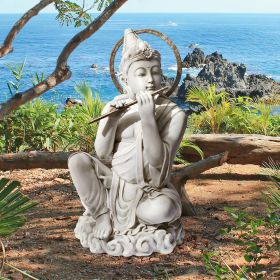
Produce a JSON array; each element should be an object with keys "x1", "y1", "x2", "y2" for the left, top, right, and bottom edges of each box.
[{"x1": 88, "y1": 86, "x2": 169, "y2": 124}]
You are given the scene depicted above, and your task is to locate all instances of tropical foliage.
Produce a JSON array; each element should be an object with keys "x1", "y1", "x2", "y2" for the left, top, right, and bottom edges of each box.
[
  {"x1": 187, "y1": 85, "x2": 280, "y2": 136},
  {"x1": 175, "y1": 138, "x2": 204, "y2": 164},
  {"x1": 0, "y1": 82, "x2": 103, "y2": 153},
  {"x1": 55, "y1": 0, "x2": 113, "y2": 27},
  {"x1": 0, "y1": 178, "x2": 37, "y2": 237}
]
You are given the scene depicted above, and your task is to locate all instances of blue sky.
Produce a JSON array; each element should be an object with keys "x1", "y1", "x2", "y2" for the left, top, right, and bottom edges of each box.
[{"x1": 1, "y1": 0, "x2": 280, "y2": 13}]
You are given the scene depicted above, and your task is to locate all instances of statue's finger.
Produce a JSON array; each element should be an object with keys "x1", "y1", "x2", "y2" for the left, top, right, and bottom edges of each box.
[
  {"x1": 146, "y1": 91, "x2": 153, "y2": 103},
  {"x1": 140, "y1": 91, "x2": 148, "y2": 103},
  {"x1": 136, "y1": 95, "x2": 142, "y2": 105},
  {"x1": 142, "y1": 93, "x2": 148, "y2": 104}
]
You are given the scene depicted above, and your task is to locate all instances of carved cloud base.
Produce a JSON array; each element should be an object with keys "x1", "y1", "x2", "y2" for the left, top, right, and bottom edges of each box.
[{"x1": 74, "y1": 215, "x2": 185, "y2": 257}]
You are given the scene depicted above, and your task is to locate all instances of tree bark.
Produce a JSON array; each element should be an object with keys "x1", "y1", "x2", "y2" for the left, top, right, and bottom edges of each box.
[
  {"x1": 0, "y1": 151, "x2": 72, "y2": 170},
  {"x1": 171, "y1": 152, "x2": 228, "y2": 216},
  {"x1": 181, "y1": 134, "x2": 280, "y2": 165},
  {"x1": 0, "y1": 0, "x2": 55, "y2": 58},
  {"x1": 0, "y1": 0, "x2": 128, "y2": 119}
]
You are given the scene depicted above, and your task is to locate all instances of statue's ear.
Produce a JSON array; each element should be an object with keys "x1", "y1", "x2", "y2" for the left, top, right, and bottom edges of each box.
[{"x1": 118, "y1": 72, "x2": 127, "y2": 86}]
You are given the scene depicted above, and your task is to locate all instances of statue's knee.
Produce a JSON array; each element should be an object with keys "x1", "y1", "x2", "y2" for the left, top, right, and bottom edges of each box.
[
  {"x1": 155, "y1": 196, "x2": 176, "y2": 220},
  {"x1": 137, "y1": 196, "x2": 177, "y2": 224},
  {"x1": 68, "y1": 152, "x2": 92, "y2": 171}
]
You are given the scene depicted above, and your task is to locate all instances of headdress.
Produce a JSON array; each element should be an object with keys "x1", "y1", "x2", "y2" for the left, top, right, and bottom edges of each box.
[{"x1": 119, "y1": 29, "x2": 161, "y2": 77}]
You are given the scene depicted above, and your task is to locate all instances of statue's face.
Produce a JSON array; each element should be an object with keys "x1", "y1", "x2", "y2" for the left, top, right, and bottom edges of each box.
[{"x1": 126, "y1": 59, "x2": 162, "y2": 98}]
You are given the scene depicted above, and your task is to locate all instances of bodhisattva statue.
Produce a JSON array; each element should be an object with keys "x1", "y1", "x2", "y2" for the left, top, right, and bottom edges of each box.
[{"x1": 68, "y1": 29, "x2": 187, "y2": 256}]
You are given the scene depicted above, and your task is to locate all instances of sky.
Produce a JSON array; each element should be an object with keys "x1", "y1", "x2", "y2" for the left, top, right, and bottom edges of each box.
[{"x1": 0, "y1": 0, "x2": 280, "y2": 13}]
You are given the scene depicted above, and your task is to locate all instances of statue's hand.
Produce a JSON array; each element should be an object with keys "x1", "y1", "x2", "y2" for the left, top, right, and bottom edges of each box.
[
  {"x1": 136, "y1": 91, "x2": 155, "y2": 121},
  {"x1": 105, "y1": 94, "x2": 132, "y2": 119},
  {"x1": 110, "y1": 94, "x2": 131, "y2": 109}
]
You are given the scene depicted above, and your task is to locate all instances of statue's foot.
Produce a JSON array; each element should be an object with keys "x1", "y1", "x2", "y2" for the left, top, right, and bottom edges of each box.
[{"x1": 93, "y1": 212, "x2": 112, "y2": 240}]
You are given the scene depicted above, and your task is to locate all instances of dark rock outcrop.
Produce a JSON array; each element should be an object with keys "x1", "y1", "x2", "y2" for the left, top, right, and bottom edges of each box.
[
  {"x1": 178, "y1": 49, "x2": 280, "y2": 100},
  {"x1": 182, "y1": 48, "x2": 205, "y2": 68}
]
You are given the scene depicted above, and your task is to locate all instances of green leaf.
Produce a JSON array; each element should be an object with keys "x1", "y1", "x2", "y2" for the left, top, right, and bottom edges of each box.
[
  {"x1": 244, "y1": 254, "x2": 253, "y2": 262},
  {"x1": 0, "y1": 178, "x2": 37, "y2": 237}
]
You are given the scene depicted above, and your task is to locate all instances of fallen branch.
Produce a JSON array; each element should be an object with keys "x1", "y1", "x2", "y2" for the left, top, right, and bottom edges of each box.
[
  {"x1": 0, "y1": 0, "x2": 128, "y2": 119},
  {"x1": 171, "y1": 151, "x2": 229, "y2": 216},
  {"x1": 181, "y1": 134, "x2": 280, "y2": 165},
  {"x1": 0, "y1": 150, "x2": 230, "y2": 216},
  {"x1": 0, "y1": 151, "x2": 72, "y2": 170}
]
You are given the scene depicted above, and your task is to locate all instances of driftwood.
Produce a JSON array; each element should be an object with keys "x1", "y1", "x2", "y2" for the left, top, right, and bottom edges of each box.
[
  {"x1": 0, "y1": 150, "x2": 230, "y2": 217},
  {"x1": 1, "y1": 134, "x2": 278, "y2": 215},
  {"x1": 0, "y1": 151, "x2": 72, "y2": 170},
  {"x1": 181, "y1": 134, "x2": 280, "y2": 165},
  {"x1": 171, "y1": 152, "x2": 229, "y2": 216}
]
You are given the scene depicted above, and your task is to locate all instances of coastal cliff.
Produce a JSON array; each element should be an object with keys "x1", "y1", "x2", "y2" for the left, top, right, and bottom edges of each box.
[{"x1": 178, "y1": 48, "x2": 280, "y2": 100}]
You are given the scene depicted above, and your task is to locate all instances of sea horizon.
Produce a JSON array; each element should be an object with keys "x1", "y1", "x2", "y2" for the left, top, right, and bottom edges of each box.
[{"x1": 0, "y1": 13, "x2": 279, "y2": 106}]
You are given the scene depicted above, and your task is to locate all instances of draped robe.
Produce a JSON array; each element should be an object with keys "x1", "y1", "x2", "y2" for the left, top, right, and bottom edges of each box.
[{"x1": 77, "y1": 96, "x2": 186, "y2": 235}]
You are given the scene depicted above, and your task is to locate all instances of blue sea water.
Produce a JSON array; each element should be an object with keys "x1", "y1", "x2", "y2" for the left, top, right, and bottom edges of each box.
[{"x1": 0, "y1": 13, "x2": 280, "y2": 106}]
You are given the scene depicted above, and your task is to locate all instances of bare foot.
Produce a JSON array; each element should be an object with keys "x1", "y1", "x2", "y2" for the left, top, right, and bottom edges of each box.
[{"x1": 93, "y1": 212, "x2": 112, "y2": 240}]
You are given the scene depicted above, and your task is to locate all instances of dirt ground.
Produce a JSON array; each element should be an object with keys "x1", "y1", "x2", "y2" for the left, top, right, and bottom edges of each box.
[{"x1": 0, "y1": 164, "x2": 279, "y2": 280}]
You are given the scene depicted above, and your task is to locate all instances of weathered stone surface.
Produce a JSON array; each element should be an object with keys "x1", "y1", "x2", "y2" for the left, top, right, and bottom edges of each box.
[
  {"x1": 182, "y1": 48, "x2": 205, "y2": 68},
  {"x1": 178, "y1": 49, "x2": 280, "y2": 100}
]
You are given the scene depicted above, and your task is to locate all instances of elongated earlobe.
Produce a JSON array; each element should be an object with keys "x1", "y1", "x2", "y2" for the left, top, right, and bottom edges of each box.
[{"x1": 118, "y1": 72, "x2": 127, "y2": 86}]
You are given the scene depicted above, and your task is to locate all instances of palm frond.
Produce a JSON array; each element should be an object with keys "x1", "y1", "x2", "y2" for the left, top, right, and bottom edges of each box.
[
  {"x1": 262, "y1": 158, "x2": 280, "y2": 209},
  {"x1": 0, "y1": 178, "x2": 37, "y2": 237},
  {"x1": 175, "y1": 138, "x2": 204, "y2": 164}
]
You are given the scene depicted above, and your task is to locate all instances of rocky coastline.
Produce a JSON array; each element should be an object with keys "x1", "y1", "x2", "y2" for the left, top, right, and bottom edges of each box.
[{"x1": 177, "y1": 48, "x2": 280, "y2": 101}]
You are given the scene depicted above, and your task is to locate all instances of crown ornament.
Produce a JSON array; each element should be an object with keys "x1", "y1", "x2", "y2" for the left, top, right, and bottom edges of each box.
[{"x1": 119, "y1": 29, "x2": 161, "y2": 76}]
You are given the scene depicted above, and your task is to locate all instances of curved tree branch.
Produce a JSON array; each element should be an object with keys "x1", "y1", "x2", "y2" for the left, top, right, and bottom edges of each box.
[
  {"x1": 0, "y1": 0, "x2": 128, "y2": 119},
  {"x1": 0, "y1": 0, "x2": 55, "y2": 58}
]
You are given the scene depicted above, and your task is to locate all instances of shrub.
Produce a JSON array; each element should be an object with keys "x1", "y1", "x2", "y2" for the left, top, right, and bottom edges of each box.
[
  {"x1": 0, "y1": 82, "x2": 104, "y2": 153},
  {"x1": 186, "y1": 86, "x2": 280, "y2": 136}
]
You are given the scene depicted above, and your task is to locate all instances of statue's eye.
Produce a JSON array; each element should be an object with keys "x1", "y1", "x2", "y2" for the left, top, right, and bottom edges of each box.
[
  {"x1": 152, "y1": 66, "x2": 161, "y2": 75},
  {"x1": 152, "y1": 70, "x2": 161, "y2": 75},
  {"x1": 135, "y1": 68, "x2": 146, "y2": 77}
]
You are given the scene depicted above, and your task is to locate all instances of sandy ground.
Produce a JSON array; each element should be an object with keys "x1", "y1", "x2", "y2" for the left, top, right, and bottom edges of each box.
[{"x1": 0, "y1": 164, "x2": 279, "y2": 280}]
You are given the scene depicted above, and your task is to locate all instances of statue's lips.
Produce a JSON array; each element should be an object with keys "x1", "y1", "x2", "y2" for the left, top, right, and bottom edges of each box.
[{"x1": 146, "y1": 86, "x2": 155, "y2": 91}]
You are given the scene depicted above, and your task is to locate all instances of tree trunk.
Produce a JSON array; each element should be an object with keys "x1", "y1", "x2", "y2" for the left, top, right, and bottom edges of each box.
[
  {"x1": 0, "y1": 0, "x2": 128, "y2": 119},
  {"x1": 181, "y1": 134, "x2": 280, "y2": 165},
  {"x1": 0, "y1": 0, "x2": 55, "y2": 57}
]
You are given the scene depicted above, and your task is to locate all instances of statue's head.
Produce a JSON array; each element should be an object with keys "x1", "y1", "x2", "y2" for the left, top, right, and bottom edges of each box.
[{"x1": 119, "y1": 29, "x2": 162, "y2": 98}]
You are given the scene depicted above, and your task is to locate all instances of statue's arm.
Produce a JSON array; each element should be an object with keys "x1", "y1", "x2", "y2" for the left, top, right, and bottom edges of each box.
[
  {"x1": 137, "y1": 92, "x2": 186, "y2": 169},
  {"x1": 143, "y1": 109, "x2": 186, "y2": 167},
  {"x1": 142, "y1": 104, "x2": 187, "y2": 187},
  {"x1": 151, "y1": 110, "x2": 186, "y2": 187},
  {"x1": 94, "y1": 103, "x2": 119, "y2": 159}
]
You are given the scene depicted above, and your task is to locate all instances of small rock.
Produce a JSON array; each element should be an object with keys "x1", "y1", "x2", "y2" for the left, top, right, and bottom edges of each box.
[
  {"x1": 149, "y1": 257, "x2": 160, "y2": 262},
  {"x1": 9, "y1": 272, "x2": 24, "y2": 280},
  {"x1": 54, "y1": 178, "x2": 65, "y2": 183}
]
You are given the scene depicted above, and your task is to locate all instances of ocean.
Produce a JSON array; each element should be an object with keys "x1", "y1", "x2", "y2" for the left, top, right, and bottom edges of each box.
[{"x1": 0, "y1": 13, "x2": 280, "y2": 106}]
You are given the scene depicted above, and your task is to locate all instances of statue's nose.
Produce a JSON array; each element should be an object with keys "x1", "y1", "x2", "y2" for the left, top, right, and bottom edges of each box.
[{"x1": 147, "y1": 71, "x2": 154, "y2": 83}]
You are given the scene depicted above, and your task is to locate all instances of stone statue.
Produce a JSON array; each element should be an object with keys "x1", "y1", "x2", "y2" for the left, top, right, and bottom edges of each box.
[{"x1": 68, "y1": 29, "x2": 187, "y2": 256}]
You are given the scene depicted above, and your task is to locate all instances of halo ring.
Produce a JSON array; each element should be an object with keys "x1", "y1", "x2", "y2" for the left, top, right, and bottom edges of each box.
[{"x1": 109, "y1": 29, "x2": 182, "y2": 97}]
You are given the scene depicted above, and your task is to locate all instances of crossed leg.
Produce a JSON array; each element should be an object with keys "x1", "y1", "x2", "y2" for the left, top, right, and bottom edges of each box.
[
  {"x1": 136, "y1": 194, "x2": 181, "y2": 226},
  {"x1": 68, "y1": 152, "x2": 112, "y2": 240}
]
